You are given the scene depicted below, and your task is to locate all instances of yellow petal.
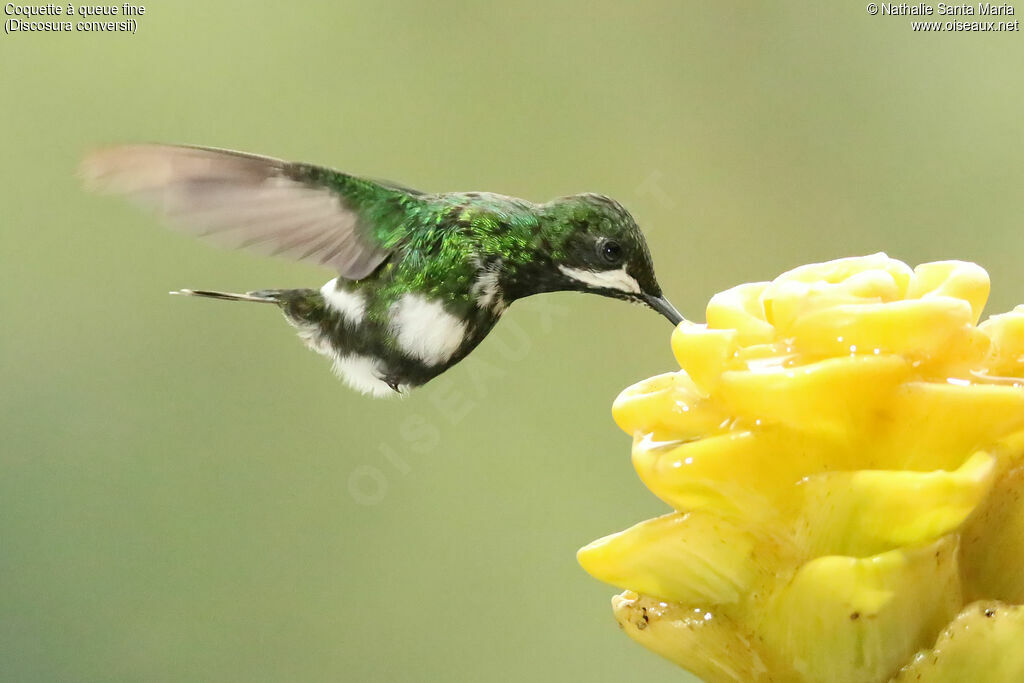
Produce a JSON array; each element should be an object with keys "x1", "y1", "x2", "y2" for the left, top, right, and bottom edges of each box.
[
  {"x1": 611, "y1": 591, "x2": 780, "y2": 683},
  {"x1": 892, "y1": 602, "x2": 1024, "y2": 682},
  {"x1": 770, "y1": 253, "x2": 912, "y2": 294},
  {"x1": 960, "y1": 460, "x2": 1024, "y2": 604},
  {"x1": 789, "y1": 298, "x2": 979, "y2": 363},
  {"x1": 794, "y1": 452, "x2": 996, "y2": 557},
  {"x1": 670, "y1": 322, "x2": 738, "y2": 392},
  {"x1": 877, "y1": 382, "x2": 1024, "y2": 470},
  {"x1": 760, "y1": 257, "x2": 912, "y2": 336},
  {"x1": 906, "y1": 260, "x2": 990, "y2": 324},
  {"x1": 612, "y1": 372, "x2": 733, "y2": 440},
  {"x1": 717, "y1": 355, "x2": 910, "y2": 437},
  {"x1": 759, "y1": 537, "x2": 961, "y2": 683},
  {"x1": 759, "y1": 278, "x2": 871, "y2": 336},
  {"x1": 706, "y1": 282, "x2": 775, "y2": 346},
  {"x1": 630, "y1": 428, "x2": 848, "y2": 520},
  {"x1": 577, "y1": 512, "x2": 759, "y2": 605},
  {"x1": 980, "y1": 305, "x2": 1024, "y2": 377}
]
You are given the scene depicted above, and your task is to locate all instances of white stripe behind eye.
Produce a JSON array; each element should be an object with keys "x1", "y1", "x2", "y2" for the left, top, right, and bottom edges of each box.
[{"x1": 558, "y1": 266, "x2": 641, "y2": 294}]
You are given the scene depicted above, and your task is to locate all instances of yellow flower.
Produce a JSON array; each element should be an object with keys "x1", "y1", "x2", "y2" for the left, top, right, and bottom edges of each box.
[{"x1": 578, "y1": 254, "x2": 1024, "y2": 682}]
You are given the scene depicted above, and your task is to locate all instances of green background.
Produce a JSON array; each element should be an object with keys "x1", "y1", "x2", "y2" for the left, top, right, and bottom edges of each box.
[{"x1": 2, "y1": 3, "x2": 1023, "y2": 681}]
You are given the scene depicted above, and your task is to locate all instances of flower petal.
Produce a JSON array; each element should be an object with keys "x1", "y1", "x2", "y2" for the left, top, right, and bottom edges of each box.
[
  {"x1": 892, "y1": 602, "x2": 1024, "y2": 682},
  {"x1": 630, "y1": 428, "x2": 845, "y2": 520},
  {"x1": 961, "y1": 460, "x2": 1024, "y2": 604},
  {"x1": 670, "y1": 322, "x2": 738, "y2": 392},
  {"x1": 906, "y1": 260, "x2": 990, "y2": 324},
  {"x1": 794, "y1": 452, "x2": 996, "y2": 557},
  {"x1": 577, "y1": 512, "x2": 760, "y2": 605},
  {"x1": 718, "y1": 355, "x2": 909, "y2": 436},
  {"x1": 611, "y1": 591, "x2": 778, "y2": 683},
  {"x1": 759, "y1": 536, "x2": 961, "y2": 683},
  {"x1": 980, "y1": 305, "x2": 1024, "y2": 377},
  {"x1": 612, "y1": 372, "x2": 733, "y2": 439},
  {"x1": 789, "y1": 298, "x2": 982, "y2": 364},
  {"x1": 879, "y1": 382, "x2": 1024, "y2": 470},
  {"x1": 706, "y1": 282, "x2": 774, "y2": 345}
]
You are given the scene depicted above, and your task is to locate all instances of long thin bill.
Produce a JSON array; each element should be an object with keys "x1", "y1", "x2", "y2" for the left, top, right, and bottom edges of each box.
[{"x1": 643, "y1": 295, "x2": 685, "y2": 326}]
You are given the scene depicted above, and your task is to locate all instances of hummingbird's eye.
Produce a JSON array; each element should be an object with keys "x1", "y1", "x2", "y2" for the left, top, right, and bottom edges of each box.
[{"x1": 600, "y1": 239, "x2": 623, "y2": 265}]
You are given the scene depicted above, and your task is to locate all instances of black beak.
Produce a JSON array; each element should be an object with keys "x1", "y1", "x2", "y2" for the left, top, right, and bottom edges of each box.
[{"x1": 642, "y1": 294, "x2": 685, "y2": 326}]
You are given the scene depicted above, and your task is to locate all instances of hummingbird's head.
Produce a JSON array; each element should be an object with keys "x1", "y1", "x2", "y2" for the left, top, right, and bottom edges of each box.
[{"x1": 539, "y1": 193, "x2": 684, "y2": 326}]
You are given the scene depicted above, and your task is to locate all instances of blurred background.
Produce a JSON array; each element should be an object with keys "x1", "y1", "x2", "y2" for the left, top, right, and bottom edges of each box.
[{"x1": 2, "y1": 2, "x2": 1023, "y2": 681}]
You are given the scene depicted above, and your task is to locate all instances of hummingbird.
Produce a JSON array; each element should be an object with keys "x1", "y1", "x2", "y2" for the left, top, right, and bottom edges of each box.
[{"x1": 81, "y1": 144, "x2": 683, "y2": 397}]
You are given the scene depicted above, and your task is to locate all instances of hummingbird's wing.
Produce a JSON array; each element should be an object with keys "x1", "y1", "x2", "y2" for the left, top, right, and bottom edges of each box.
[{"x1": 80, "y1": 144, "x2": 424, "y2": 280}]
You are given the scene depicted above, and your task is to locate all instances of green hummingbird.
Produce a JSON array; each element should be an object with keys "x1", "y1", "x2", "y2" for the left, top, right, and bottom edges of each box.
[{"x1": 81, "y1": 144, "x2": 683, "y2": 397}]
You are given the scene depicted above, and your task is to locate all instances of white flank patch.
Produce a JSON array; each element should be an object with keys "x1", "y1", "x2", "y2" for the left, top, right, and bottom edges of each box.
[
  {"x1": 331, "y1": 354, "x2": 399, "y2": 397},
  {"x1": 471, "y1": 269, "x2": 506, "y2": 312},
  {"x1": 287, "y1": 319, "x2": 402, "y2": 398},
  {"x1": 390, "y1": 293, "x2": 467, "y2": 365},
  {"x1": 320, "y1": 278, "x2": 366, "y2": 324},
  {"x1": 558, "y1": 265, "x2": 641, "y2": 294}
]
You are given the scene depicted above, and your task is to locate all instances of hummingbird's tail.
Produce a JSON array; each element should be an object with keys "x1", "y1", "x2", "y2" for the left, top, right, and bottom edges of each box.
[{"x1": 170, "y1": 288, "x2": 285, "y2": 304}]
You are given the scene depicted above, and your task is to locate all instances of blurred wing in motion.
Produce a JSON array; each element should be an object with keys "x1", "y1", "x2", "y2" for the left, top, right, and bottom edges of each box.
[{"x1": 80, "y1": 144, "x2": 424, "y2": 280}]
